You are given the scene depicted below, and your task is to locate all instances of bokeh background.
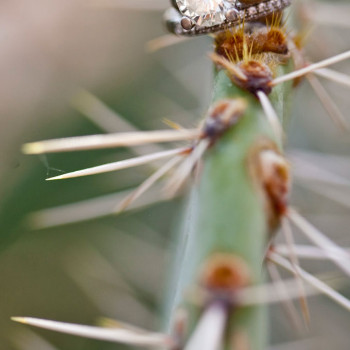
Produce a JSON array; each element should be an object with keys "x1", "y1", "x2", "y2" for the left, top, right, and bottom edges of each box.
[{"x1": 0, "y1": 0, "x2": 350, "y2": 349}]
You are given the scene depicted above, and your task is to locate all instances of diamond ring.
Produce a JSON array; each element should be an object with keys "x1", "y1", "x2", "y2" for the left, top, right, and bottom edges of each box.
[{"x1": 165, "y1": 0, "x2": 291, "y2": 36}]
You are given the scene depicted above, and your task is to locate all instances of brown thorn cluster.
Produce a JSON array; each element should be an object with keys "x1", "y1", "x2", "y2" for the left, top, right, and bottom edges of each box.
[
  {"x1": 211, "y1": 52, "x2": 274, "y2": 96},
  {"x1": 200, "y1": 253, "x2": 252, "y2": 295},
  {"x1": 201, "y1": 98, "x2": 248, "y2": 145},
  {"x1": 215, "y1": 21, "x2": 288, "y2": 62},
  {"x1": 212, "y1": 15, "x2": 291, "y2": 96},
  {"x1": 159, "y1": 98, "x2": 248, "y2": 198},
  {"x1": 248, "y1": 139, "x2": 291, "y2": 231},
  {"x1": 238, "y1": 60, "x2": 274, "y2": 95}
]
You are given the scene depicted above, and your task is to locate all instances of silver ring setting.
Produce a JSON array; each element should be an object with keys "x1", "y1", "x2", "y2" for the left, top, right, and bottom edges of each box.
[{"x1": 165, "y1": 0, "x2": 291, "y2": 36}]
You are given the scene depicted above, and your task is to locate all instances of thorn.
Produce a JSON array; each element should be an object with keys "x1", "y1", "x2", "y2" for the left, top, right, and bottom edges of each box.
[
  {"x1": 235, "y1": 275, "x2": 334, "y2": 307},
  {"x1": 165, "y1": 140, "x2": 209, "y2": 197},
  {"x1": 162, "y1": 118, "x2": 185, "y2": 130},
  {"x1": 282, "y1": 218, "x2": 310, "y2": 326},
  {"x1": 116, "y1": 155, "x2": 184, "y2": 212},
  {"x1": 275, "y1": 244, "x2": 350, "y2": 261},
  {"x1": 24, "y1": 183, "x2": 172, "y2": 229},
  {"x1": 11, "y1": 317, "x2": 173, "y2": 347},
  {"x1": 266, "y1": 262, "x2": 304, "y2": 333},
  {"x1": 22, "y1": 129, "x2": 199, "y2": 154},
  {"x1": 46, "y1": 148, "x2": 187, "y2": 180},
  {"x1": 271, "y1": 50, "x2": 350, "y2": 86},
  {"x1": 287, "y1": 208, "x2": 350, "y2": 277},
  {"x1": 210, "y1": 52, "x2": 248, "y2": 81},
  {"x1": 268, "y1": 252, "x2": 350, "y2": 312},
  {"x1": 257, "y1": 91, "x2": 284, "y2": 141},
  {"x1": 306, "y1": 74, "x2": 349, "y2": 131},
  {"x1": 184, "y1": 303, "x2": 227, "y2": 350},
  {"x1": 315, "y1": 68, "x2": 350, "y2": 89},
  {"x1": 71, "y1": 89, "x2": 167, "y2": 169},
  {"x1": 11, "y1": 317, "x2": 27, "y2": 324}
]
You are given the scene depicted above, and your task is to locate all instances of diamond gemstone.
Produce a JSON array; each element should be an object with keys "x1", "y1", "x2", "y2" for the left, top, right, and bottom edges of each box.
[{"x1": 176, "y1": 0, "x2": 233, "y2": 27}]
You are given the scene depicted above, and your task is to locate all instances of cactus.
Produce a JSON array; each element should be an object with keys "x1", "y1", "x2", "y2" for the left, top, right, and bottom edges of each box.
[{"x1": 8, "y1": 1, "x2": 350, "y2": 350}]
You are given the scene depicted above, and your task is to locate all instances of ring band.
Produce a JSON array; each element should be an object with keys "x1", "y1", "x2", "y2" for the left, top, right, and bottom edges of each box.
[{"x1": 165, "y1": 0, "x2": 291, "y2": 36}]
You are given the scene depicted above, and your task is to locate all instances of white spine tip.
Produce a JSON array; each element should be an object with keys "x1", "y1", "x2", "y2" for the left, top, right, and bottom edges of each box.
[
  {"x1": 22, "y1": 143, "x2": 42, "y2": 155},
  {"x1": 46, "y1": 175, "x2": 64, "y2": 181},
  {"x1": 11, "y1": 317, "x2": 28, "y2": 324}
]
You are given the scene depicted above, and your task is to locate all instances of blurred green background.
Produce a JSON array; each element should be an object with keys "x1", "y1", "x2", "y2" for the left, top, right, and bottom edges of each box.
[{"x1": 1, "y1": 0, "x2": 350, "y2": 349}]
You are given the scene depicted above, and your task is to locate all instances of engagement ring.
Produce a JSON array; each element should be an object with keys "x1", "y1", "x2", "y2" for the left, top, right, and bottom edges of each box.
[{"x1": 165, "y1": 0, "x2": 291, "y2": 36}]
